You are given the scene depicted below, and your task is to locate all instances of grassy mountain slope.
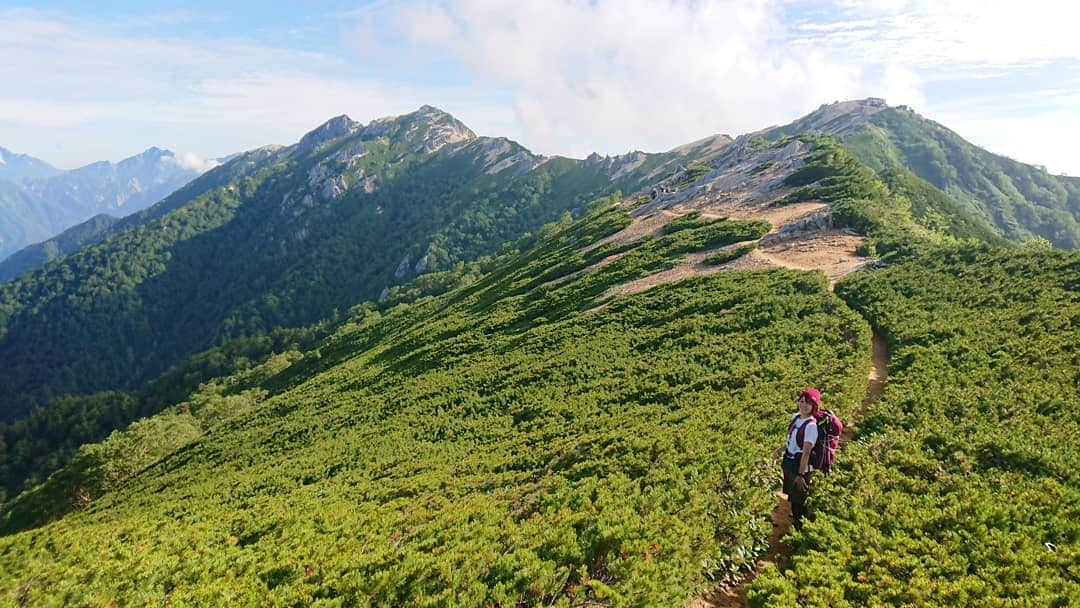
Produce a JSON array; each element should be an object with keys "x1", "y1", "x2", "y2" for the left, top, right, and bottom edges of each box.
[
  {"x1": 0, "y1": 108, "x2": 692, "y2": 421},
  {"x1": 0, "y1": 205, "x2": 873, "y2": 606},
  {"x1": 750, "y1": 247, "x2": 1079, "y2": 607},
  {"x1": 846, "y1": 107, "x2": 1080, "y2": 248},
  {"x1": 0, "y1": 127, "x2": 1010, "y2": 505},
  {"x1": 765, "y1": 100, "x2": 1079, "y2": 248}
]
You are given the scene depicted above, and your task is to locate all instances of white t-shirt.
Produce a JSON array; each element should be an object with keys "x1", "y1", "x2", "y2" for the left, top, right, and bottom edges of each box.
[{"x1": 786, "y1": 413, "x2": 818, "y2": 457}]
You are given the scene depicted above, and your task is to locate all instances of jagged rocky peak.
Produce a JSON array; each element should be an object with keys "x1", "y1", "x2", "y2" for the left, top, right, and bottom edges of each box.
[
  {"x1": 297, "y1": 115, "x2": 362, "y2": 154},
  {"x1": 403, "y1": 104, "x2": 477, "y2": 153},
  {"x1": 583, "y1": 150, "x2": 650, "y2": 178},
  {"x1": 297, "y1": 106, "x2": 477, "y2": 156}
]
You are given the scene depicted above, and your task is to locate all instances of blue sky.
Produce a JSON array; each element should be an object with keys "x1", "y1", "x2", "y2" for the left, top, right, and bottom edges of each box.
[{"x1": 1, "y1": 1, "x2": 1078, "y2": 176}]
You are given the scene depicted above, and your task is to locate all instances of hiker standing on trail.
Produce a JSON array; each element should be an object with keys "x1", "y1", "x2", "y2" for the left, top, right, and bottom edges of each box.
[{"x1": 773, "y1": 388, "x2": 822, "y2": 529}]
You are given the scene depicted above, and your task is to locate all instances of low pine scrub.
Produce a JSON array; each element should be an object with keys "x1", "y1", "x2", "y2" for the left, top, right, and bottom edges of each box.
[
  {"x1": 748, "y1": 247, "x2": 1080, "y2": 607},
  {"x1": 1, "y1": 206, "x2": 869, "y2": 606}
]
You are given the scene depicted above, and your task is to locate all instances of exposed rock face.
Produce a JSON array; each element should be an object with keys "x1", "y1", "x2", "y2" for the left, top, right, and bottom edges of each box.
[
  {"x1": 759, "y1": 209, "x2": 833, "y2": 246},
  {"x1": 479, "y1": 138, "x2": 513, "y2": 164},
  {"x1": 395, "y1": 254, "x2": 412, "y2": 279},
  {"x1": 487, "y1": 151, "x2": 547, "y2": 175},
  {"x1": 409, "y1": 105, "x2": 477, "y2": 153},
  {"x1": 760, "y1": 98, "x2": 889, "y2": 138},
  {"x1": 666, "y1": 134, "x2": 734, "y2": 157},
  {"x1": 583, "y1": 150, "x2": 650, "y2": 179},
  {"x1": 361, "y1": 117, "x2": 395, "y2": 139},
  {"x1": 321, "y1": 175, "x2": 347, "y2": 200},
  {"x1": 462, "y1": 137, "x2": 547, "y2": 175},
  {"x1": 778, "y1": 139, "x2": 807, "y2": 161},
  {"x1": 308, "y1": 163, "x2": 330, "y2": 187},
  {"x1": 334, "y1": 143, "x2": 367, "y2": 167},
  {"x1": 635, "y1": 133, "x2": 817, "y2": 218},
  {"x1": 296, "y1": 115, "x2": 361, "y2": 155},
  {"x1": 414, "y1": 253, "x2": 430, "y2": 274}
]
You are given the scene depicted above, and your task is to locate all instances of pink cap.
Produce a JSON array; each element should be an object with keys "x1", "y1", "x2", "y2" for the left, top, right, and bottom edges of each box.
[{"x1": 799, "y1": 387, "x2": 821, "y2": 407}]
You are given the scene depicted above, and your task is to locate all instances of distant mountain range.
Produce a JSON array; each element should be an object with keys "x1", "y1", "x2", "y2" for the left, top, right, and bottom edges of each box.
[
  {"x1": 0, "y1": 146, "x2": 218, "y2": 267},
  {"x1": 0, "y1": 146, "x2": 63, "y2": 182}
]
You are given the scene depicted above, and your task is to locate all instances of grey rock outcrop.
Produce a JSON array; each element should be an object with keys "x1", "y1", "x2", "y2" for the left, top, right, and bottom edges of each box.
[
  {"x1": 297, "y1": 115, "x2": 361, "y2": 155},
  {"x1": 414, "y1": 253, "x2": 430, "y2": 274},
  {"x1": 759, "y1": 209, "x2": 834, "y2": 246},
  {"x1": 395, "y1": 254, "x2": 412, "y2": 279}
]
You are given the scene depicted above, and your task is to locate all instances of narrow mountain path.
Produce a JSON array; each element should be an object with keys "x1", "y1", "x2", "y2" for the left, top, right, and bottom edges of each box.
[{"x1": 688, "y1": 328, "x2": 889, "y2": 608}]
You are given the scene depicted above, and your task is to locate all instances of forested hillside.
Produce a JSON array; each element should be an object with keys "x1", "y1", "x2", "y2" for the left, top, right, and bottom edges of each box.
[
  {"x1": 0, "y1": 107, "x2": 692, "y2": 420},
  {"x1": 846, "y1": 107, "x2": 1080, "y2": 248},
  {"x1": 0, "y1": 213, "x2": 120, "y2": 283}
]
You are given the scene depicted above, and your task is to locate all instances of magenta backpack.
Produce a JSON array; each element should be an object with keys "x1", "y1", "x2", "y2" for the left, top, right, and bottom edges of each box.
[{"x1": 791, "y1": 409, "x2": 844, "y2": 473}]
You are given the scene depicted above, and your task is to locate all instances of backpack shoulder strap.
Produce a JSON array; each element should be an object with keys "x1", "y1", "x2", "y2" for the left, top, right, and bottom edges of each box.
[{"x1": 793, "y1": 416, "x2": 813, "y2": 449}]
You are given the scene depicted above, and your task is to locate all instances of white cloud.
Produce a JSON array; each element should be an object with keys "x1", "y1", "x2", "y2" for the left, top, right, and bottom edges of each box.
[
  {"x1": 0, "y1": 2, "x2": 1076, "y2": 176},
  {"x1": 360, "y1": 0, "x2": 906, "y2": 157},
  {"x1": 0, "y1": 8, "x2": 502, "y2": 166},
  {"x1": 788, "y1": 0, "x2": 1080, "y2": 70},
  {"x1": 167, "y1": 151, "x2": 219, "y2": 173}
]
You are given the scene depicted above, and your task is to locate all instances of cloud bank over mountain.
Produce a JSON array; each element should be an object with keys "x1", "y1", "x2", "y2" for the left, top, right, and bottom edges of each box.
[{"x1": 0, "y1": 1, "x2": 1076, "y2": 174}]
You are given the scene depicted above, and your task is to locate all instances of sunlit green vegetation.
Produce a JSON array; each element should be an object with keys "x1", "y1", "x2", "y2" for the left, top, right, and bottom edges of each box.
[
  {"x1": 748, "y1": 247, "x2": 1080, "y2": 607},
  {"x1": 0, "y1": 324, "x2": 328, "y2": 503},
  {"x1": 844, "y1": 107, "x2": 1080, "y2": 248},
  {"x1": 776, "y1": 135, "x2": 1004, "y2": 259},
  {"x1": 0, "y1": 205, "x2": 871, "y2": 606},
  {"x1": 703, "y1": 243, "x2": 757, "y2": 266},
  {"x1": 0, "y1": 113, "x2": 692, "y2": 422}
]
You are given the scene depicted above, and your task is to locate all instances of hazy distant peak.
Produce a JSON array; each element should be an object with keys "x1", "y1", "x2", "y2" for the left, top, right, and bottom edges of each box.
[
  {"x1": 133, "y1": 146, "x2": 172, "y2": 160},
  {"x1": 0, "y1": 146, "x2": 63, "y2": 183}
]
